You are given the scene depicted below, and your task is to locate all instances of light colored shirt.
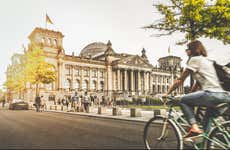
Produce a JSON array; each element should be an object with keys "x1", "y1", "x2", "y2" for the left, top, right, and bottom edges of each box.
[{"x1": 186, "y1": 56, "x2": 224, "y2": 92}]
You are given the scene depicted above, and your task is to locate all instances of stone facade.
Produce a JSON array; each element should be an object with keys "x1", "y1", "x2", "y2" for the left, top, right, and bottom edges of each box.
[{"x1": 6, "y1": 27, "x2": 184, "y2": 102}]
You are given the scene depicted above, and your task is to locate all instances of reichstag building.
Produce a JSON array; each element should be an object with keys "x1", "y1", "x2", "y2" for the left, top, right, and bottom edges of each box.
[{"x1": 6, "y1": 28, "x2": 184, "y2": 102}]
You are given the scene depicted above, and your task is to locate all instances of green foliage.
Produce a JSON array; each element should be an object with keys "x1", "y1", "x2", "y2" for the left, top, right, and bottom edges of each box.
[
  {"x1": 5, "y1": 49, "x2": 56, "y2": 96},
  {"x1": 144, "y1": 0, "x2": 230, "y2": 44},
  {"x1": 116, "y1": 96, "x2": 163, "y2": 106},
  {"x1": 24, "y1": 49, "x2": 55, "y2": 85}
]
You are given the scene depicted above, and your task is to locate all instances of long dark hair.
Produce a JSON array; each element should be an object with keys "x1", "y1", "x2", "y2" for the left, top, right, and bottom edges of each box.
[{"x1": 187, "y1": 40, "x2": 207, "y2": 57}]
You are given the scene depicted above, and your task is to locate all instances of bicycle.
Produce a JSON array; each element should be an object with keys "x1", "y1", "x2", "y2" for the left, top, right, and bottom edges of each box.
[{"x1": 143, "y1": 96, "x2": 230, "y2": 149}]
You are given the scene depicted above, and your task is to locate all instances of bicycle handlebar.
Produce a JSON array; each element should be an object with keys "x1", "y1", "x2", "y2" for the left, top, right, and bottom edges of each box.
[{"x1": 159, "y1": 96, "x2": 181, "y2": 106}]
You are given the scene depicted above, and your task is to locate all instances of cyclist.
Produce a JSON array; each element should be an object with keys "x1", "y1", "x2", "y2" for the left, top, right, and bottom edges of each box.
[{"x1": 165, "y1": 40, "x2": 230, "y2": 139}]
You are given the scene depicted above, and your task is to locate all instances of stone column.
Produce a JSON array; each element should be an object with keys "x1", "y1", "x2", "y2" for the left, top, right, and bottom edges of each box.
[
  {"x1": 112, "y1": 70, "x2": 116, "y2": 91},
  {"x1": 130, "y1": 70, "x2": 134, "y2": 92},
  {"x1": 149, "y1": 73, "x2": 153, "y2": 93},
  {"x1": 89, "y1": 68, "x2": 91, "y2": 91},
  {"x1": 138, "y1": 71, "x2": 141, "y2": 92},
  {"x1": 124, "y1": 69, "x2": 127, "y2": 91},
  {"x1": 155, "y1": 75, "x2": 158, "y2": 93},
  {"x1": 80, "y1": 67, "x2": 83, "y2": 90},
  {"x1": 97, "y1": 69, "x2": 100, "y2": 91},
  {"x1": 121, "y1": 70, "x2": 123, "y2": 91},
  {"x1": 117, "y1": 69, "x2": 120, "y2": 91},
  {"x1": 144, "y1": 71, "x2": 147, "y2": 93},
  {"x1": 57, "y1": 61, "x2": 63, "y2": 90},
  {"x1": 71, "y1": 65, "x2": 74, "y2": 91}
]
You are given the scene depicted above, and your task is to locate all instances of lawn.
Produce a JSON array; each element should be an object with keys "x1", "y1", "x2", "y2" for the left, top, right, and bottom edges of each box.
[{"x1": 120, "y1": 105, "x2": 180, "y2": 110}]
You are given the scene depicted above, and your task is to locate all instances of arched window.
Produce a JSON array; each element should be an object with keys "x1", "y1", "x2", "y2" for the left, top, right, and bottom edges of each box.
[
  {"x1": 64, "y1": 79, "x2": 71, "y2": 90},
  {"x1": 74, "y1": 79, "x2": 80, "y2": 90},
  {"x1": 82, "y1": 80, "x2": 89, "y2": 90},
  {"x1": 92, "y1": 80, "x2": 97, "y2": 90},
  {"x1": 41, "y1": 37, "x2": 45, "y2": 44},
  {"x1": 47, "y1": 38, "x2": 52, "y2": 45},
  {"x1": 100, "y1": 81, "x2": 104, "y2": 91},
  {"x1": 53, "y1": 39, "x2": 58, "y2": 47},
  {"x1": 46, "y1": 82, "x2": 53, "y2": 90}
]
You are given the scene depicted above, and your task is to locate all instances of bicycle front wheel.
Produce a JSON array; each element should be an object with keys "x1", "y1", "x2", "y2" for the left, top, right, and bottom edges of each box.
[
  {"x1": 143, "y1": 116, "x2": 183, "y2": 150},
  {"x1": 206, "y1": 121, "x2": 230, "y2": 149}
]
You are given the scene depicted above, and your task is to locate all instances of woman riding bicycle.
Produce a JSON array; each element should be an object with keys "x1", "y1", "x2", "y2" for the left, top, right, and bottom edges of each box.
[{"x1": 165, "y1": 40, "x2": 230, "y2": 139}]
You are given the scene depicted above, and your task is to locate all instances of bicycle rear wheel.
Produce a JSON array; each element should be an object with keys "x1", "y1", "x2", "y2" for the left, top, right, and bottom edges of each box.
[
  {"x1": 206, "y1": 121, "x2": 230, "y2": 149},
  {"x1": 143, "y1": 116, "x2": 183, "y2": 149}
]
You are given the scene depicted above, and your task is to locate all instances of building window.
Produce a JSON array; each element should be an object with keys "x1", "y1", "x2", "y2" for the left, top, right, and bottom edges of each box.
[
  {"x1": 74, "y1": 79, "x2": 80, "y2": 90},
  {"x1": 166, "y1": 78, "x2": 169, "y2": 83},
  {"x1": 162, "y1": 85, "x2": 165, "y2": 93},
  {"x1": 84, "y1": 69, "x2": 89, "y2": 77},
  {"x1": 152, "y1": 75, "x2": 156, "y2": 82},
  {"x1": 92, "y1": 70, "x2": 97, "y2": 78},
  {"x1": 65, "y1": 65, "x2": 71, "y2": 75},
  {"x1": 75, "y1": 69, "x2": 80, "y2": 76},
  {"x1": 82, "y1": 80, "x2": 89, "y2": 90},
  {"x1": 48, "y1": 95, "x2": 55, "y2": 101},
  {"x1": 47, "y1": 38, "x2": 52, "y2": 45},
  {"x1": 158, "y1": 85, "x2": 160, "y2": 93},
  {"x1": 158, "y1": 76, "x2": 161, "y2": 83},
  {"x1": 92, "y1": 80, "x2": 97, "y2": 90},
  {"x1": 100, "y1": 81, "x2": 104, "y2": 91},
  {"x1": 53, "y1": 39, "x2": 58, "y2": 47},
  {"x1": 64, "y1": 79, "x2": 71, "y2": 90},
  {"x1": 100, "y1": 71, "x2": 104, "y2": 78},
  {"x1": 41, "y1": 37, "x2": 45, "y2": 44}
]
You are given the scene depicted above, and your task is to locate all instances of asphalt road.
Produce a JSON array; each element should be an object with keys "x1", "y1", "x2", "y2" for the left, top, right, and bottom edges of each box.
[{"x1": 0, "y1": 110, "x2": 146, "y2": 149}]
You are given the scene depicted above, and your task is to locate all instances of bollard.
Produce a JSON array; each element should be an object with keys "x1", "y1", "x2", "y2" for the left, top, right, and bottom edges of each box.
[
  {"x1": 98, "y1": 106, "x2": 106, "y2": 114},
  {"x1": 50, "y1": 105, "x2": 52, "y2": 110},
  {"x1": 154, "y1": 109, "x2": 161, "y2": 117},
  {"x1": 130, "y1": 108, "x2": 142, "y2": 117},
  {"x1": 112, "y1": 107, "x2": 122, "y2": 116},
  {"x1": 61, "y1": 105, "x2": 63, "y2": 111},
  {"x1": 55, "y1": 105, "x2": 57, "y2": 110}
]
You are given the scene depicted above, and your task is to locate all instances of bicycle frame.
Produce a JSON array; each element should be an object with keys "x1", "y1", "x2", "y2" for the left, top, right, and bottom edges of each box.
[{"x1": 163, "y1": 103, "x2": 230, "y2": 150}]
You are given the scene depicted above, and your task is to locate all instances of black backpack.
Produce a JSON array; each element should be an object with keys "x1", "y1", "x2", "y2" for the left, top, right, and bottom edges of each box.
[{"x1": 213, "y1": 61, "x2": 230, "y2": 91}]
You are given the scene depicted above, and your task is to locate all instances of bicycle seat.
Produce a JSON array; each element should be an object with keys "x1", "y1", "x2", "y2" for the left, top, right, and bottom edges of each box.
[{"x1": 213, "y1": 103, "x2": 229, "y2": 116}]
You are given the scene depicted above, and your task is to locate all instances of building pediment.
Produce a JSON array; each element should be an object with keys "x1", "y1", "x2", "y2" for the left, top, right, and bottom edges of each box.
[{"x1": 112, "y1": 55, "x2": 152, "y2": 68}]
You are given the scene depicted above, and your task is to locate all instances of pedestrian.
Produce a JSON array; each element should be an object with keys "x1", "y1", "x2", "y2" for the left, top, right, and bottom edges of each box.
[
  {"x1": 2, "y1": 99, "x2": 5, "y2": 108},
  {"x1": 66, "y1": 97, "x2": 70, "y2": 108},
  {"x1": 83, "y1": 92, "x2": 90, "y2": 112},
  {"x1": 72, "y1": 92, "x2": 80, "y2": 112},
  {"x1": 35, "y1": 96, "x2": 41, "y2": 112},
  {"x1": 57, "y1": 98, "x2": 61, "y2": 105},
  {"x1": 102, "y1": 96, "x2": 105, "y2": 106},
  {"x1": 40, "y1": 95, "x2": 45, "y2": 112}
]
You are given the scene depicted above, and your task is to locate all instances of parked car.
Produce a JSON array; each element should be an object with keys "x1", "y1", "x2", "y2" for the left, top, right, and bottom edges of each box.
[{"x1": 9, "y1": 99, "x2": 29, "y2": 110}]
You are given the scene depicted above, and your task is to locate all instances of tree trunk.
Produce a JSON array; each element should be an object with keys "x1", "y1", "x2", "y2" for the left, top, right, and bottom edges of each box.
[{"x1": 35, "y1": 83, "x2": 39, "y2": 97}]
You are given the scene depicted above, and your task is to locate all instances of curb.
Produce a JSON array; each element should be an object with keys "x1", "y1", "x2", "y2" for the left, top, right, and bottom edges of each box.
[{"x1": 45, "y1": 110, "x2": 150, "y2": 123}]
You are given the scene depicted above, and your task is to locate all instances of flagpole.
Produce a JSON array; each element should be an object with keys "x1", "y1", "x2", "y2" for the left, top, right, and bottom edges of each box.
[{"x1": 45, "y1": 13, "x2": 47, "y2": 29}]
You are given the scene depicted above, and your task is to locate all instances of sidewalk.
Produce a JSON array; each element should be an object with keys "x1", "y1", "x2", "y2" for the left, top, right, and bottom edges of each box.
[{"x1": 41, "y1": 105, "x2": 168, "y2": 123}]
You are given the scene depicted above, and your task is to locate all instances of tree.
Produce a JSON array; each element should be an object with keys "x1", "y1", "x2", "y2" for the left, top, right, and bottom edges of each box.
[
  {"x1": 4, "y1": 54, "x2": 26, "y2": 98},
  {"x1": 24, "y1": 49, "x2": 56, "y2": 97},
  {"x1": 144, "y1": 0, "x2": 230, "y2": 44},
  {"x1": 4, "y1": 49, "x2": 56, "y2": 98}
]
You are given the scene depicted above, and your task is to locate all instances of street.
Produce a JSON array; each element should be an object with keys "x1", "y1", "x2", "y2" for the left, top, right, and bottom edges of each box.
[{"x1": 0, "y1": 110, "x2": 145, "y2": 149}]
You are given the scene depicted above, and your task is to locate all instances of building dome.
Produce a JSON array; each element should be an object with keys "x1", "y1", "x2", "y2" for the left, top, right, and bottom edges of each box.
[{"x1": 80, "y1": 42, "x2": 108, "y2": 57}]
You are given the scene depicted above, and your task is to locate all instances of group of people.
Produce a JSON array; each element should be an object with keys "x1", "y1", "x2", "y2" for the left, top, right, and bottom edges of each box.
[
  {"x1": 34, "y1": 92, "x2": 110, "y2": 113},
  {"x1": 34, "y1": 95, "x2": 45, "y2": 112},
  {"x1": 64, "y1": 91, "x2": 91, "y2": 112}
]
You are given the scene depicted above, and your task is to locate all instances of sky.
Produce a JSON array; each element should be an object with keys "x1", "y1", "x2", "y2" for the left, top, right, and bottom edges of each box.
[{"x1": 0, "y1": 0, "x2": 229, "y2": 89}]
